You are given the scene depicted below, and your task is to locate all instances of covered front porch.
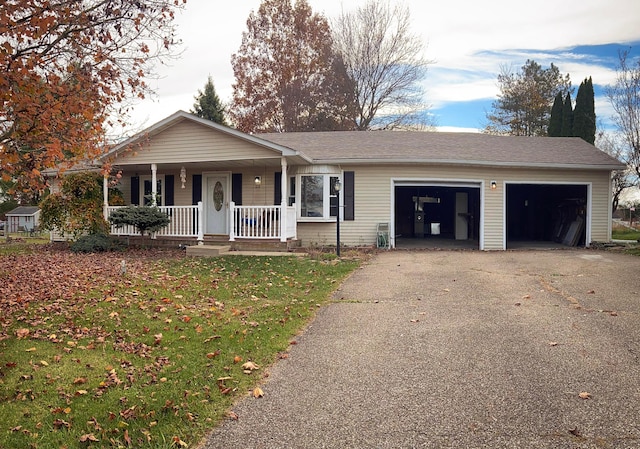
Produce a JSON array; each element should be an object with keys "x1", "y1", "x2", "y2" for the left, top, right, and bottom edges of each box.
[{"x1": 105, "y1": 202, "x2": 297, "y2": 245}]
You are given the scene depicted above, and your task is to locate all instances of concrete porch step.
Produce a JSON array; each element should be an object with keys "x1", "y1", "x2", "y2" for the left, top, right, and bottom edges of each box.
[
  {"x1": 186, "y1": 245, "x2": 231, "y2": 257},
  {"x1": 186, "y1": 245, "x2": 305, "y2": 258}
]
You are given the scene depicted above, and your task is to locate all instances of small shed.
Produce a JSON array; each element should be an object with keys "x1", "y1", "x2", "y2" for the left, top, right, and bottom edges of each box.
[{"x1": 6, "y1": 206, "x2": 40, "y2": 233}]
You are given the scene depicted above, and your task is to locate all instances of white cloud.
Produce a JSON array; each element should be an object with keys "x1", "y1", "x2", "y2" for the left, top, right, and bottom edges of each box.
[{"x1": 124, "y1": 0, "x2": 640, "y2": 133}]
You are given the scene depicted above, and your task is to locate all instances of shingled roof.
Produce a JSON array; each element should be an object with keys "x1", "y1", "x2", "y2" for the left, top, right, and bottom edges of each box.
[{"x1": 258, "y1": 131, "x2": 624, "y2": 170}]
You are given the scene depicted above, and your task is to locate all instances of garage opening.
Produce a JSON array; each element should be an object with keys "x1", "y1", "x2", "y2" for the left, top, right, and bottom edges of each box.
[
  {"x1": 394, "y1": 185, "x2": 480, "y2": 249},
  {"x1": 506, "y1": 184, "x2": 588, "y2": 248}
]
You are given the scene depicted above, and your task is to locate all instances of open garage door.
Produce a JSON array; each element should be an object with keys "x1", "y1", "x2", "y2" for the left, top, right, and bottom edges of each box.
[
  {"x1": 394, "y1": 184, "x2": 480, "y2": 249},
  {"x1": 506, "y1": 183, "x2": 588, "y2": 248}
]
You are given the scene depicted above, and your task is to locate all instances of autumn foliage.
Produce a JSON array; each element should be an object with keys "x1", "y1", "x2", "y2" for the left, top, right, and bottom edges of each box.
[
  {"x1": 231, "y1": 0, "x2": 355, "y2": 133},
  {"x1": 0, "y1": 0, "x2": 185, "y2": 194}
]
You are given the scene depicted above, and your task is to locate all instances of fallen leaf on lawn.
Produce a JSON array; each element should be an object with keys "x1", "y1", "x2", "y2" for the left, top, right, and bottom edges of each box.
[
  {"x1": 79, "y1": 433, "x2": 99, "y2": 442},
  {"x1": 75, "y1": 390, "x2": 88, "y2": 396},
  {"x1": 39, "y1": 360, "x2": 48, "y2": 366},
  {"x1": 172, "y1": 436, "x2": 188, "y2": 447},
  {"x1": 25, "y1": 347, "x2": 36, "y2": 352},
  {"x1": 206, "y1": 350, "x2": 221, "y2": 359},
  {"x1": 253, "y1": 387, "x2": 264, "y2": 398},
  {"x1": 242, "y1": 361, "x2": 260, "y2": 372},
  {"x1": 73, "y1": 377, "x2": 87, "y2": 384},
  {"x1": 578, "y1": 391, "x2": 591, "y2": 399},
  {"x1": 16, "y1": 328, "x2": 30, "y2": 339},
  {"x1": 233, "y1": 356, "x2": 242, "y2": 364},
  {"x1": 11, "y1": 426, "x2": 22, "y2": 432},
  {"x1": 154, "y1": 333, "x2": 163, "y2": 345}
]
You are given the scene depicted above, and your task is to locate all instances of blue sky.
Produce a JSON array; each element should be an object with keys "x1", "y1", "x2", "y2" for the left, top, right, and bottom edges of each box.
[
  {"x1": 126, "y1": 0, "x2": 640, "y2": 135},
  {"x1": 430, "y1": 43, "x2": 640, "y2": 131}
]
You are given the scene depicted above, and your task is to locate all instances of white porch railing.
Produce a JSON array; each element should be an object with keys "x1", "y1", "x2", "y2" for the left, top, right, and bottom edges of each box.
[
  {"x1": 230, "y1": 203, "x2": 296, "y2": 241},
  {"x1": 104, "y1": 202, "x2": 297, "y2": 243},
  {"x1": 107, "y1": 203, "x2": 204, "y2": 241}
]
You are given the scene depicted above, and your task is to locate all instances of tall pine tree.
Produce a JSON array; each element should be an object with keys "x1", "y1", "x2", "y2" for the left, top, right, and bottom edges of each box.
[
  {"x1": 561, "y1": 93, "x2": 574, "y2": 137},
  {"x1": 192, "y1": 76, "x2": 227, "y2": 125},
  {"x1": 548, "y1": 92, "x2": 564, "y2": 136},
  {"x1": 572, "y1": 77, "x2": 596, "y2": 144}
]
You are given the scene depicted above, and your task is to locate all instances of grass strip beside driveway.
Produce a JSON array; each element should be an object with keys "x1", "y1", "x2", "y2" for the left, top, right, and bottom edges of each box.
[{"x1": 0, "y1": 246, "x2": 360, "y2": 448}]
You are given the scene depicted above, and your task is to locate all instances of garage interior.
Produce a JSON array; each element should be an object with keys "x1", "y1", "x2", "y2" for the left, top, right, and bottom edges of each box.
[
  {"x1": 506, "y1": 184, "x2": 587, "y2": 248},
  {"x1": 394, "y1": 185, "x2": 480, "y2": 249}
]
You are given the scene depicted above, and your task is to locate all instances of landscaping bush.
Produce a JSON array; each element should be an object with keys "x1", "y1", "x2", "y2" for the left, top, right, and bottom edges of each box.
[{"x1": 70, "y1": 233, "x2": 123, "y2": 253}]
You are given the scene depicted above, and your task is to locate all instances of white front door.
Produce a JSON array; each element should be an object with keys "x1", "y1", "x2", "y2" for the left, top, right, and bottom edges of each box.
[{"x1": 205, "y1": 174, "x2": 229, "y2": 235}]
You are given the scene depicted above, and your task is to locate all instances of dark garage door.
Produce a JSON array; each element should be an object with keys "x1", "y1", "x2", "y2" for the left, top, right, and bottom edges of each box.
[
  {"x1": 395, "y1": 185, "x2": 480, "y2": 244},
  {"x1": 506, "y1": 184, "x2": 587, "y2": 247}
]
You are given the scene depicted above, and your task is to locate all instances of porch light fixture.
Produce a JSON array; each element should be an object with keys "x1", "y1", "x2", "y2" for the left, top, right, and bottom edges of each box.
[
  {"x1": 334, "y1": 179, "x2": 342, "y2": 257},
  {"x1": 490, "y1": 180, "x2": 497, "y2": 190},
  {"x1": 254, "y1": 176, "x2": 262, "y2": 187},
  {"x1": 180, "y1": 166, "x2": 187, "y2": 189}
]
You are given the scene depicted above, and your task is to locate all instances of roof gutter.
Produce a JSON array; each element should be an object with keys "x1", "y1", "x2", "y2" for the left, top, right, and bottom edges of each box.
[{"x1": 310, "y1": 158, "x2": 625, "y2": 171}]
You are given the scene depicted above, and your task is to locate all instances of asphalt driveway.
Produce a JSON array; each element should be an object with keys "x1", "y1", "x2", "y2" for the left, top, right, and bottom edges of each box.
[{"x1": 202, "y1": 249, "x2": 640, "y2": 449}]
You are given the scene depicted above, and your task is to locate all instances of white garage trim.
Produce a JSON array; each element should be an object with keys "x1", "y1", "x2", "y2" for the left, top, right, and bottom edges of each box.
[
  {"x1": 502, "y1": 181, "x2": 592, "y2": 250},
  {"x1": 390, "y1": 177, "x2": 485, "y2": 250}
]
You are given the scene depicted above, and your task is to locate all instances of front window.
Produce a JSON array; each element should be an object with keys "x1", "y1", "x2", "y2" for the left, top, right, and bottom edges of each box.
[
  {"x1": 301, "y1": 175, "x2": 323, "y2": 217},
  {"x1": 298, "y1": 174, "x2": 341, "y2": 220},
  {"x1": 143, "y1": 178, "x2": 163, "y2": 206}
]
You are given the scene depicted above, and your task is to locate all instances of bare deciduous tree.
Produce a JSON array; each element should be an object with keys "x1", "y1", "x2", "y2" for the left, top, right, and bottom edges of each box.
[
  {"x1": 606, "y1": 50, "x2": 640, "y2": 182},
  {"x1": 331, "y1": 0, "x2": 431, "y2": 130},
  {"x1": 597, "y1": 130, "x2": 634, "y2": 212}
]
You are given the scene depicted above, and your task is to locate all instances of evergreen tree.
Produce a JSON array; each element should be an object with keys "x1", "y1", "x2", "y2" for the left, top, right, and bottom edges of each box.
[
  {"x1": 548, "y1": 92, "x2": 564, "y2": 136},
  {"x1": 485, "y1": 60, "x2": 571, "y2": 136},
  {"x1": 192, "y1": 76, "x2": 227, "y2": 125},
  {"x1": 561, "y1": 93, "x2": 574, "y2": 137},
  {"x1": 573, "y1": 77, "x2": 596, "y2": 144}
]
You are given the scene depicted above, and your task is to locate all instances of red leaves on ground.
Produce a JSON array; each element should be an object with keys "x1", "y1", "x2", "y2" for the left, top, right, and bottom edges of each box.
[{"x1": 0, "y1": 247, "x2": 178, "y2": 342}]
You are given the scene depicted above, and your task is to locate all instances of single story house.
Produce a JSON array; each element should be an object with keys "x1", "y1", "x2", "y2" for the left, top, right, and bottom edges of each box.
[
  {"x1": 92, "y1": 110, "x2": 622, "y2": 251},
  {"x1": 6, "y1": 206, "x2": 40, "y2": 233}
]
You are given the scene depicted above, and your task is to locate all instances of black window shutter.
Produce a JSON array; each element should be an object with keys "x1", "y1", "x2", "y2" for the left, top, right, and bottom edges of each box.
[
  {"x1": 344, "y1": 171, "x2": 355, "y2": 221},
  {"x1": 131, "y1": 176, "x2": 140, "y2": 205},
  {"x1": 192, "y1": 174, "x2": 202, "y2": 204},
  {"x1": 232, "y1": 173, "x2": 242, "y2": 205},
  {"x1": 274, "y1": 172, "x2": 282, "y2": 205},
  {"x1": 165, "y1": 175, "x2": 174, "y2": 206}
]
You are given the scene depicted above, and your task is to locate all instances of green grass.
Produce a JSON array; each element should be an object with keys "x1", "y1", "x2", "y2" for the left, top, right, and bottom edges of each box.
[
  {"x1": 612, "y1": 227, "x2": 640, "y2": 241},
  {"x1": 0, "y1": 248, "x2": 361, "y2": 448}
]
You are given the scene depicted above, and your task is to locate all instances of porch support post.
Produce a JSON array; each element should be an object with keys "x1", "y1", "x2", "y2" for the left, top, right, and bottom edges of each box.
[
  {"x1": 197, "y1": 201, "x2": 204, "y2": 244},
  {"x1": 280, "y1": 157, "x2": 288, "y2": 242},
  {"x1": 151, "y1": 163, "x2": 157, "y2": 206},
  {"x1": 103, "y1": 175, "x2": 109, "y2": 221}
]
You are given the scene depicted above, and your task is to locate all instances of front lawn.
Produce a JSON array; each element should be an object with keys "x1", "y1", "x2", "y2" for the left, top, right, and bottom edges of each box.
[{"x1": 0, "y1": 245, "x2": 360, "y2": 448}]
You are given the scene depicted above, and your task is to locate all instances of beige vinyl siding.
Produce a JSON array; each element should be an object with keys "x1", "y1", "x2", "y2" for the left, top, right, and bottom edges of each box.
[
  {"x1": 294, "y1": 164, "x2": 613, "y2": 251},
  {"x1": 117, "y1": 120, "x2": 282, "y2": 165}
]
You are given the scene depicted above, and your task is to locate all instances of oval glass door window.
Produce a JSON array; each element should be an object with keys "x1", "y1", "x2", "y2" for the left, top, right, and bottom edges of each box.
[{"x1": 213, "y1": 181, "x2": 224, "y2": 211}]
